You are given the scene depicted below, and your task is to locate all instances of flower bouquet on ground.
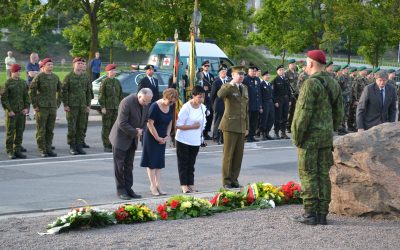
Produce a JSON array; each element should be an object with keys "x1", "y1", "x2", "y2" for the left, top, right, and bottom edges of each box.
[
  {"x1": 41, "y1": 207, "x2": 116, "y2": 235},
  {"x1": 244, "y1": 182, "x2": 285, "y2": 209},
  {"x1": 157, "y1": 195, "x2": 212, "y2": 220},
  {"x1": 210, "y1": 189, "x2": 246, "y2": 212},
  {"x1": 114, "y1": 204, "x2": 156, "y2": 224},
  {"x1": 280, "y1": 181, "x2": 303, "y2": 204}
]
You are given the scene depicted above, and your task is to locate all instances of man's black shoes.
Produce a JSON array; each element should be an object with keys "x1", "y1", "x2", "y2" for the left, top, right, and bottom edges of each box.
[
  {"x1": 127, "y1": 190, "x2": 142, "y2": 199},
  {"x1": 119, "y1": 194, "x2": 132, "y2": 200}
]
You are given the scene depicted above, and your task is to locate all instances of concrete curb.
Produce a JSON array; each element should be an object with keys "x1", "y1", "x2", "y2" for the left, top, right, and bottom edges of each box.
[{"x1": 0, "y1": 120, "x2": 102, "y2": 132}]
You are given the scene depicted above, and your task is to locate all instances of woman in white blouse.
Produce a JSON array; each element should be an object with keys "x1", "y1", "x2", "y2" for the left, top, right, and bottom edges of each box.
[{"x1": 175, "y1": 85, "x2": 207, "y2": 193}]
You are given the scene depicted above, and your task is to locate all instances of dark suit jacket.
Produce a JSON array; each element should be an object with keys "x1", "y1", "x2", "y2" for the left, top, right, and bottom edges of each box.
[
  {"x1": 211, "y1": 77, "x2": 225, "y2": 113},
  {"x1": 356, "y1": 83, "x2": 398, "y2": 130},
  {"x1": 109, "y1": 94, "x2": 149, "y2": 150},
  {"x1": 271, "y1": 75, "x2": 292, "y2": 103},
  {"x1": 138, "y1": 76, "x2": 159, "y2": 103}
]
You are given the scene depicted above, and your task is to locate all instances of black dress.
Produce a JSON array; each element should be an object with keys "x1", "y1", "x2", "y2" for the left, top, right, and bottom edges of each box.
[{"x1": 140, "y1": 102, "x2": 173, "y2": 169}]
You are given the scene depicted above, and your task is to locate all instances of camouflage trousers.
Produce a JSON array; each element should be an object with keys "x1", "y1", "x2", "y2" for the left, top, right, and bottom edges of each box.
[
  {"x1": 5, "y1": 112, "x2": 26, "y2": 154},
  {"x1": 67, "y1": 107, "x2": 87, "y2": 145},
  {"x1": 35, "y1": 107, "x2": 57, "y2": 153},
  {"x1": 83, "y1": 112, "x2": 89, "y2": 142},
  {"x1": 297, "y1": 147, "x2": 333, "y2": 214},
  {"x1": 101, "y1": 109, "x2": 118, "y2": 148},
  {"x1": 347, "y1": 102, "x2": 357, "y2": 130},
  {"x1": 340, "y1": 101, "x2": 350, "y2": 129}
]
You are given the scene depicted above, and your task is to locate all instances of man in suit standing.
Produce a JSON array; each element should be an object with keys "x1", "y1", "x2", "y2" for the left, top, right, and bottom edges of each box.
[
  {"x1": 218, "y1": 66, "x2": 249, "y2": 189},
  {"x1": 356, "y1": 70, "x2": 397, "y2": 131},
  {"x1": 243, "y1": 65, "x2": 262, "y2": 142},
  {"x1": 138, "y1": 65, "x2": 159, "y2": 103},
  {"x1": 109, "y1": 88, "x2": 153, "y2": 200},
  {"x1": 211, "y1": 64, "x2": 228, "y2": 144},
  {"x1": 259, "y1": 71, "x2": 275, "y2": 140},
  {"x1": 201, "y1": 60, "x2": 214, "y2": 140}
]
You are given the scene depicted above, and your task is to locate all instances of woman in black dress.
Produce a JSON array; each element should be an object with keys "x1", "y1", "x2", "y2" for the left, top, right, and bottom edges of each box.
[{"x1": 141, "y1": 88, "x2": 178, "y2": 196}]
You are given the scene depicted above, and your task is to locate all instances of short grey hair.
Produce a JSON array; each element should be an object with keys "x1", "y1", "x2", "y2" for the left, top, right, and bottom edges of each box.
[
  {"x1": 375, "y1": 70, "x2": 388, "y2": 79},
  {"x1": 138, "y1": 88, "x2": 153, "y2": 97}
]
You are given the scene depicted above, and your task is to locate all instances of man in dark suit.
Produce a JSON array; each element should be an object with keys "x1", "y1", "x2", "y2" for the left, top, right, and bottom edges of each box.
[
  {"x1": 259, "y1": 71, "x2": 275, "y2": 140},
  {"x1": 109, "y1": 88, "x2": 153, "y2": 200},
  {"x1": 201, "y1": 60, "x2": 214, "y2": 140},
  {"x1": 211, "y1": 64, "x2": 229, "y2": 144},
  {"x1": 356, "y1": 70, "x2": 397, "y2": 131},
  {"x1": 138, "y1": 65, "x2": 159, "y2": 103},
  {"x1": 271, "y1": 65, "x2": 292, "y2": 139},
  {"x1": 243, "y1": 65, "x2": 262, "y2": 142}
]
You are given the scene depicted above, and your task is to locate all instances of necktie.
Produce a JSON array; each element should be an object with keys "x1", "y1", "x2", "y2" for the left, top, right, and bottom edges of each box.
[
  {"x1": 380, "y1": 89, "x2": 384, "y2": 106},
  {"x1": 150, "y1": 78, "x2": 154, "y2": 86},
  {"x1": 239, "y1": 85, "x2": 242, "y2": 95}
]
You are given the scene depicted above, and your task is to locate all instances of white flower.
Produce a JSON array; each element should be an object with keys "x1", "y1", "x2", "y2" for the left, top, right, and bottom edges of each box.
[{"x1": 269, "y1": 200, "x2": 276, "y2": 208}]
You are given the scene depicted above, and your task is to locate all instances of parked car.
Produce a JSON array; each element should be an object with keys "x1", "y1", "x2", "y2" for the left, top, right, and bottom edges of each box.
[{"x1": 90, "y1": 70, "x2": 171, "y2": 111}]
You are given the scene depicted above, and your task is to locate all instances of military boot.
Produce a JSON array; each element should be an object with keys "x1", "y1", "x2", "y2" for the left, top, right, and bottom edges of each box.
[
  {"x1": 82, "y1": 142, "x2": 90, "y2": 148},
  {"x1": 47, "y1": 150, "x2": 58, "y2": 157},
  {"x1": 69, "y1": 145, "x2": 79, "y2": 155},
  {"x1": 14, "y1": 151, "x2": 27, "y2": 159},
  {"x1": 318, "y1": 213, "x2": 327, "y2": 225},
  {"x1": 76, "y1": 145, "x2": 87, "y2": 155},
  {"x1": 290, "y1": 212, "x2": 318, "y2": 225},
  {"x1": 7, "y1": 153, "x2": 16, "y2": 159},
  {"x1": 280, "y1": 131, "x2": 290, "y2": 139},
  {"x1": 274, "y1": 131, "x2": 281, "y2": 140}
]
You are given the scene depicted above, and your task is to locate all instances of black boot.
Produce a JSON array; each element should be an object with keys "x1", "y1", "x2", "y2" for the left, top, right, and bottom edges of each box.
[
  {"x1": 69, "y1": 145, "x2": 79, "y2": 155},
  {"x1": 15, "y1": 151, "x2": 27, "y2": 159},
  {"x1": 82, "y1": 142, "x2": 90, "y2": 148},
  {"x1": 76, "y1": 145, "x2": 87, "y2": 155},
  {"x1": 290, "y1": 212, "x2": 318, "y2": 225},
  {"x1": 47, "y1": 150, "x2": 57, "y2": 157},
  {"x1": 319, "y1": 213, "x2": 327, "y2": 225},
  {"x1": 280, "y1": 131, "x2": 290, "y2": 139},
  {"x1": 274, "y1": 131, "x2": 281, "y2": 140},
  {"x1": 265, "y1": 133, "x2": 274, "y2": 140}
]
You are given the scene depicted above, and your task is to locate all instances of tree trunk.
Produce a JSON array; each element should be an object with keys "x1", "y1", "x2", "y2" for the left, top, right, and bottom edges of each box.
[
  {"x1": 88, "y1": 11, "x2": 99, "y2": 63},
  {"x1": 109, "y1": 41, "x2": 114, "y2": 64},
  {"x1": 347, "y1": 36, "x2": 351, "y2": 64}
]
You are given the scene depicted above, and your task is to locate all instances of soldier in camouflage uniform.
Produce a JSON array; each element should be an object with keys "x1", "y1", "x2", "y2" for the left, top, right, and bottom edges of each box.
[
  {"x1": 80, "y1": 60, "x2": 93, "y2": 148},
  {"x1": 337, "y1": 65, "x2": 352, "y2": 135},
  {"x1": 1, "y1": 64, "x2": 30, "y2": 159},
  {"x1": 346, "y1": 67, "x2": 358, "y2": 131},
  {"x1": 387, "y1": 69, "x2": 400, "y2": 121},
  {"x1": 347, "y1": 66, "x2": 369, "y2": 131},
  {"x1": 99, "y1": 64, "x2": 123, "y2": 152},
  {"x1": 285, "y1": 59, "x2": 299, "y2": 133},
  {"x1": 291, "y1": 50, "x2": 343, "y2": 226},
  {"x1": 62, "y1": 58, "x2": 92, "y2": 155},
  {"x1": 29, "y1": 58, "x2": 62, "y2": 157}
]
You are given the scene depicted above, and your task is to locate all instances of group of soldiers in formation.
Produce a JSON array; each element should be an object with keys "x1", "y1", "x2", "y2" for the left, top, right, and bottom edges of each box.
[{"x1": 2, "y1": 54, "x2": 400, "y2": 160}]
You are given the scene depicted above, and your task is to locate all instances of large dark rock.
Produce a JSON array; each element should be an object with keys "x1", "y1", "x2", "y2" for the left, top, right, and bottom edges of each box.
[{"x1": 329, "y1": 123, "x2": 400, "y2": 219}]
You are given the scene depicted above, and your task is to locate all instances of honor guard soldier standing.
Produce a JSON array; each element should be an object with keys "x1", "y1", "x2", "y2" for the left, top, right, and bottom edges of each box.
[
  {"x1": 217, "y1": 66, "x2": 249, "y2": 189},
  {"x1": 1, "y1": 64, "x2": 30, "y2": 159},
  {"x1": 291, "y1": 50, "x2": 343, "y2": 225},
  {"x1": 62, "y1": 57, "x2": 92, "y2": 155},
  {"x1": 243, "y1": 65, "x2": 261, "y2": 142},
  {"x1": 337, "y1": 64, "x2": 352, "y2": 135},
  {"x1": 29, "y1": 58, "x2": 62, "y2": 157},
  {"x1": 259, "y1": 71, "x2": 275, "y2": 140},
  {"x1": 201, "y1": 60, "x2": 214, "y2": 140},
  {"x1": 271, "y1": 65, "x2": 292, "y2": 139},
  {"x1": 99, "y1": 64, "x2": 123, "y2": 152},
  {"x1": 80, "y1": 60, "x2": 93, "y2": 149},
  {"x1": 211, "y1": 64, "x2": 229, "y2": 144},
  {"x1": 348, "y1": 66, "x2": 369, "y2": 131},
  {"x1": 285, "y1": 59, "x2": 299, "y2": 133},
  {"x1": 138, "y1": 64, "x2": 159, "y2": 103}
]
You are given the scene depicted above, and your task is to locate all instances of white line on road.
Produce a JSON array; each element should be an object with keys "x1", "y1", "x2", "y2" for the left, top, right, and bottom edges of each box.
[{"x1": 0, "y1": 146, "x2": 295, "y2": 168}]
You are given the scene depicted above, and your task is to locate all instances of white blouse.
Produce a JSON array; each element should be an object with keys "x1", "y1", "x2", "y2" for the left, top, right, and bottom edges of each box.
[{"x1": 175, "y1": 102, "x2": 207, "y2": 146}]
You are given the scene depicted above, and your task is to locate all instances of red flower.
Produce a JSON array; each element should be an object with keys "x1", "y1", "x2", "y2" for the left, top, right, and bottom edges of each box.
[
  {"x1": 210, "y1": 194, "x2": 219, "y2": 205},
  {"x1": 222, "y1": 197, "x2": 230, "y2": 205},
  {"x1": 157, "y1": 203, "x2": 167, "y2": 213},
  {"x1": 160, "y1": 211, "x2": 168, "y2": 220},
  {"x1": 170, "y1": 200, "x2": 179, "y2": 209},
  {"x1": 115, "y1": 207, "x2": 128, "y2": 221}
]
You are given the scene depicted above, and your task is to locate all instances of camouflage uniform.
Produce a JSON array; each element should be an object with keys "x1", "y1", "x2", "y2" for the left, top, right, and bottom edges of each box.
[
  {"x1": 291, "y1": 71, "x2": 343, "y2": 216},
  {"x1": 29, "y1": 72, "x2": 62, "y2": 155},
  {"x1": 285, "y1": 69, "x2": 299, "y2": 132},
  {"x1": 62, "y1": 71, "x2": 92, "y2": 149},
  {"x1": 348, "y1": 76, "x2": 369, "y2": 130},
  {"x1": 82, "y1": 73, "x2": 94, "y2": 144},
  {"x1": 337, "y1": 74, "x2": 352, "y2": 132},
  {"x1": 387, "y1": 79, "x2": 400, "y2": 121},
  {"x1": 98, "y1": 77, "x2": 123, "y2": 149},
  {"x1": 1, "y1": 78, "x2": 30, "y2": 155},
  {"x1": 297, "y1": 71, "x2": 309, "y2": 94}
]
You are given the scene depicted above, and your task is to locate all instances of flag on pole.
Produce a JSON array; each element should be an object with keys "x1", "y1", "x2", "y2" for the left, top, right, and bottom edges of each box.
[
  {"x1": 187, "y1": 31, "x2": 196, "y2": 101},
  {"x1": 173, "y1": 29, "x2": 183, "y2": 113}
]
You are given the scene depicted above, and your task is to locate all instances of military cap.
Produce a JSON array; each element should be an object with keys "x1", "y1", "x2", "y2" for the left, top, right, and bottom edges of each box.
[
  {"x1": 10, "y1": 64, "x2": 21, "y2": 73},
  {"x1": 218, "y1": 64, "x2": 228, "y2": 72},
  {"x1": 366, "y1": 69, "x2": 373, "y2": 75},
  {"x1": 144, "y1": 64, "x2": 155, "y2": 70},
  {"x1": 387, "y1": 69, "x2": 396, "y2": 74},
  {"x1": 348, "y1": 67, "x2": 357, "y2": 73},
  {"x1": 248, "y1": 65, "x2": 259, "y2": 70},
  {"x1": 357, "y1": 66, "x2": 367, "y2": 71},
  {"x1": 372, "y1": 67, "x2": 381, "y2": 73},
  {"x1": 72, "y1": 57, "x2": 86, "y2": 63},
  {"x1": 340, "y1": 64, "x2": 349, "y2": 70},
  {"x1": 230, "y1": 65, "x2": 246, "y2": 74},
  {"x1": 276, "y1": 64, "x2": 284, "y2": 71},
  {"x1": 202, "y1": 60, "x2": 210, "y2": 66},
  {"x1": 287, "y1": 59, "x2": 296, "y2": 64},
  {"x1": 326, "y1": 61, "x2": 333, "y2": 67},
  {"x1": 40, "y1": 58, "x2": 52, "y2": 68},
  {"x1": 105, "y1": 64, "x2": 117, "y2": 71},
  {"x1": 307, "y1": 50, "x2": 326, "y2": 64},
  {"x1": 333, "y1": 65, "x2": 341, "y2": 72},
  {"x1": 262, "y1": 70, "x2": 269, "y2": 76}
]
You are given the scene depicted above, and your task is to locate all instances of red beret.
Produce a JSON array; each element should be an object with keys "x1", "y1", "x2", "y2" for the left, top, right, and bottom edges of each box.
[
  {"x1": 10, "y1": 64, "x2": 21, "y2": 73},
  {"x1": 307, "y1": 50, "x2": 326, "y2": 64},
  {"x1": 72, "y1": 57, "x2": 86, "y2": 63},
  {"x1": 40, "y1": 58, "x2": 52, "y2": 68},
  {"x1": 105, "y1": 64, "x2": 117, "y2": 71}
]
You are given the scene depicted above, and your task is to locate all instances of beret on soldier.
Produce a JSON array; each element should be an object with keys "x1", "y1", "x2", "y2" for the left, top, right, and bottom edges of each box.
[
  {"x1": 307, "y1": 50, "x2": 326, "y2": 64},
  {"x1": 105, "y1": 64, "x2": 117, "y2": 71},
  {"x1": 202, "y1": 60, "x2": 210, "y2": 66},
  {"x1": 218, "y1": 64, "x2": 228, "y2": 72},
  {"x1": 72, "y1": 57, "x2": 85, "y2": 63},
  {"x1": 348, "y1": 67, "x2": 357, "y2": 73},
  {"x1": 40, "y1": 58, "x2": 52, "y2": 68},
  {"x1": 144, "y1": 64, "x2": 154, "y2": 70},
  {"x1": 372, "y1": 67, "x2": 381, "y2": 73},
  {"x1": 387, "y1": 69, "x2": 396, "y2": 74},
  {"x1": 230, "y1": 65, "x2": 246, "y2": 74},
  {"x1": 262, "y1": 71, "x2": 269, "y2": 76},
  {"x1": 276, "y1": 64, "x2": 284, "y2": 71},
  {"x1": 10, "y1": 64, "x2": 21, "y2": 73},
  {"x1": 340, "y1": 64, "x2": 349, "y2": 70},
  {"x1": 326, "y1": 61, "x2": 333, "y2": 67},
  {"x1": 357, "y1": 66, "x2": 367, "y2": 71},
  {"x1": 287, "y1": 59, "x2": 296, "y2": 64},
  {"x1": 333, "y1": 65, "x2": 341, "y2": 72}
]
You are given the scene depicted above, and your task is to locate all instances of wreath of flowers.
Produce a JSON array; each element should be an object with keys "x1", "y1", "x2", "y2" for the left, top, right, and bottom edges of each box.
[
  {"x1": 157, "y1": 195, "x2": 212, "y2": 220},
  {"x1": 210, "y1": 189, "x2": 246, "y2": 211},
  {"x1": 114, "y1": 204, "x2": 156, "y2": 224},
  {"x1": 244, "y1": 182, "x2": 285, "y2": 208},
  {"x1": 280, "y1": 181, "x2": 302, "y2": 204}
]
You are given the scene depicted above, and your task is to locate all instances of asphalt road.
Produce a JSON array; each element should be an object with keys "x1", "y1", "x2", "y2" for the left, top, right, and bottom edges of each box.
[{"x1": 0, "y1": 124, "x2": 298, "y2": 215}]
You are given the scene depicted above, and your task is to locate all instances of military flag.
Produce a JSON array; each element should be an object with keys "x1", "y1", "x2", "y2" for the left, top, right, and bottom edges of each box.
[{"x1": 187, "y1": 31, "x2": 196, "y2": 101}]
